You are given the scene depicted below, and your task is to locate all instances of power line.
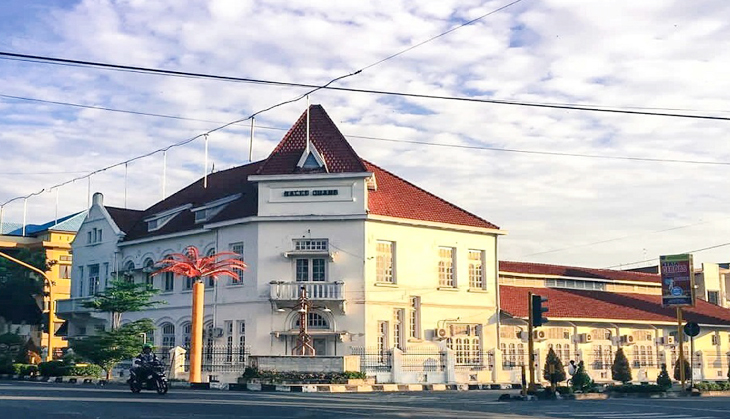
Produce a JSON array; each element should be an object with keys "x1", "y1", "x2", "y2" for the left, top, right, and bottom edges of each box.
[
  {"x1": 3, "y1": 92, "x2": 729, "y2": 168},
  {"x1": 0, "y1": 94, "x2": 226, "y2": 124},
  {"x1": 606, "y1": 241, "x2": 730, "y2": 269},
  {"x1": 1, "y1": 1, "x2": 522, "y2": 207},
  {"x1": 348, "y1": 135, "x2": 730, "y2": 166},
  {"x1": 3, "y1": 51, "x2": 730, "y2": 122},
  {"x1": 359, "y1": 0, "x2": 525, "y2": 71},
  {"x1": 521, "y1": 218, "x2": 727, "y2": 258}
]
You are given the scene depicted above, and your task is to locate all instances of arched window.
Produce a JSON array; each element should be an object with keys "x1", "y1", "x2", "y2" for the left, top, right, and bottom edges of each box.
[
  {"x1": 182, "y1": 323, "x2": 192, "y2": 348},
  {"x1": 294, "y1": 312, "x2": 329, "y2": 329},
  {"x1": 162, "y1": 255, "x2": 174, "y2": 292},
  {"x1": 206, "y1": 248, "x2": 216, "y2": 287},
  {"x1": 143, "y1": 259, "x2": 155, "y2": 290},
  {"x1": 590, "y1": 328, "x2": 612, "y2": 341},
  {"x1": 123, "y1": 261, "x2": 136, "y2": 283},
  {"x1": 161, "y1": 323, "x2": 175, "y2": 348}
]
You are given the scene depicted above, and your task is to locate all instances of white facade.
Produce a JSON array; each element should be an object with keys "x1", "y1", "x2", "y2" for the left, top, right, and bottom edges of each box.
[{"x1": 60, "y1": 170, "x2": 502, "y2": 379}]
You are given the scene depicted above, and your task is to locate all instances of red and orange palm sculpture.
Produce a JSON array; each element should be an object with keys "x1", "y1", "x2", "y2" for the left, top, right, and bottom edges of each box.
[{"x1": 154, "y1": 246, "x2": 246, "y2": 383}]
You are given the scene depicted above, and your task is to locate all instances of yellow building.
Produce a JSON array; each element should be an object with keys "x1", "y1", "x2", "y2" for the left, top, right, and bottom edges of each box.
[
  {"x1": 0, "y1": 212, "x2": 85, "y2": 359},
  {"x1": 498, "y1": 261, "x2": 730, "y2": 385}
]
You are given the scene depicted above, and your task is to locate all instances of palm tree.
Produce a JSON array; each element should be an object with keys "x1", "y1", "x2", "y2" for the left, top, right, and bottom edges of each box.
[{"x1": 153, "y1": 246, "x2": 246, "y2": 383}]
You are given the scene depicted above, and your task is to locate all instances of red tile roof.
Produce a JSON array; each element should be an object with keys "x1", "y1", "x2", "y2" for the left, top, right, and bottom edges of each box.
[
  {"x1": 500, "y1": 285, "x2": 730, "y2": 325},
  {"x1": 122, "y1": 105, "x2": 499, "y2": 240},
  {"x1": 500, "y1": 261, "x2": 659, "y2": 283},
  {"x1": 365, "y1": 161, "x2": 499, "y2": 230},
  {"x1": 256, "y1": 105, "x2": 368, "y2": 175}
]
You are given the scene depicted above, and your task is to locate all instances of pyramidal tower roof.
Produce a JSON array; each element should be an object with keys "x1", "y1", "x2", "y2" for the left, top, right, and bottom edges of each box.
[{"x1": 256, "y1": 105, "x2": 369, "y2": 175}]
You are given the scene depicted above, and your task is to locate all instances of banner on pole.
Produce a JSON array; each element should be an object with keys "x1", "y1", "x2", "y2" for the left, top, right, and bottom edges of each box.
[{"x1": 660, "y1": 254, "x2": 695, "y2": 307}]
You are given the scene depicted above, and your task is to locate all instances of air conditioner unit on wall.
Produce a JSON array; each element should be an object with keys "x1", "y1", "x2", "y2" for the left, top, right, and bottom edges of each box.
[
  {"x1": 533, "y1": 330, "x2": 546, "y2": 341},
  {"x1": 666, "y1": 335, "x2": 676, "y2": 345},
  {"x1": 435, "y1": 328, "x2": 449, "y2": 340},
  {"x1": 655, "y1": 337, "x2": 666, "y2": 345},
  {"x1": 621, "y1": 335, "x2": 635, "y2": 345}
]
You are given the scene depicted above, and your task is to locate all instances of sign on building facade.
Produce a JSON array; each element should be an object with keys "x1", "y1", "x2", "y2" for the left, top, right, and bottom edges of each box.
[{"x1": 659, "y1": 253, "x2": 695, "y2": 307}]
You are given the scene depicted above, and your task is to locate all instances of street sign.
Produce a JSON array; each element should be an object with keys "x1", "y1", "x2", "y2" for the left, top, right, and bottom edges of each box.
[
  {"x1": 660, "y1": 254, "x2": 695, "y2": 307},
  {"x1": 684, "y1": 321, "x2": 700, "y2": 337}
]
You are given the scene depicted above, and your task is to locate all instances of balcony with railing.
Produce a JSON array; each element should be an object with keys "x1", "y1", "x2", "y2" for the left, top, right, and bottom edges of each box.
[
  {"x1": 55, "y1": 296, "x2": 98, "y2": 318},
  {"x1": 269, "y1": 281, "x2": 346, "y2": 313}
]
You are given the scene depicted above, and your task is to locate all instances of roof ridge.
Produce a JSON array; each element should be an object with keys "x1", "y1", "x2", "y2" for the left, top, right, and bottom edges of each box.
[
  {"x1": 500, "y1": 260, "x2": 659, "y2": 277},
  {"x1": 364, "y1": 159, "x2": 499, "y2": 230}
]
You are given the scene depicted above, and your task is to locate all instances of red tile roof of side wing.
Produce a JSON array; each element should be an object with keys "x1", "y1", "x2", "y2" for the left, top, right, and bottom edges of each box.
[
  {"x1": 256, "y1": 105, "x2": 368, "y2": 175},
  {"x1": 364, "y1": 161, "x2": 499, "y2": 230},
  {"x1": 500, "y1": 261, "x2": 660, "y2": 283},
  {"x1": 500, "y1": 286, "x2": 730, "y2": 325},
  {"x1": 105, "y1": 207, "x2": 144, "y2": 234}
]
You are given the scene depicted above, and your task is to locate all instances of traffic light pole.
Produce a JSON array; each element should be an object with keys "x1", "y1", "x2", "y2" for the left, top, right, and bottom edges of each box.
[
  {"x1": 527, "y1": 291, "x2": 536, "y2": 393},
  {"x1": 677, "y1": 307, "x2": 685, "y2": 389}
]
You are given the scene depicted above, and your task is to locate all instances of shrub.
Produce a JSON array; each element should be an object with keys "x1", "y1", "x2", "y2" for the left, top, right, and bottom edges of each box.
[
  {"x1": 343, "y1": 371, "x2": 366, "y2": 379},
  {"x1": 39, "y1": 360, "x2": 66, "y2": 377},
  {"x1": 64, "y1": 364, "x2": 103, "y2": 377},
  {"x1": 611, "y1": 348, "x2": 632, "y2": 384},
  {"x1": 656, "y1": 363, "x2": 672, "y2": 390},
  {"x1": 241, "y1": 370, "x2": 367, "y2": 384},
  {"x1": 674, "y1": 358, "x2": 691, "y2": 382},
  {"x1": 571, "y1": 361, "x2": 593, "y2": 392},
  {"x1": 695, "y1": 381, "x2": 730, "y2": 392},
  {"x1": 542, "y1": 348, "x2": 566, "y2": 387},
  {"x1": 12, "y1": 364, "x2": 38, "y2": 376}
]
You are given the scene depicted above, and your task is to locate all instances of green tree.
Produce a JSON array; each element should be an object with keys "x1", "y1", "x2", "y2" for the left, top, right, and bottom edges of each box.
[
  {"x1": 81, "y1": 279, "x2": 164, "y2": 330},
  {"x1": 611, "y1": 348, "x2": 632, "y2": 384},
  {"x1": 0, "y1": 249, "x2": 49, "y2": 327},
  {"x1": 71, "y1": 319, "x2": 154, "y2": 379},
  {"x1": 657, "y1": 363, "x2": 672, "y2": 390},
  {"x1": 571, "y1": 360, "x2": 592, "y2": 392},
  {"x1": 674, "y1": 358, "x2": 691, "y2": 382},
  {"x1": 542, "y1": 347, "x2": 566, "y2": 389}
]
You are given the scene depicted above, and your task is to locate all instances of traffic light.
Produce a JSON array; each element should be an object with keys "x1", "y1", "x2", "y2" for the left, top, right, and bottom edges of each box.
[{"x1": 531, "y1": 294, "x2": 548, "y2": 327}]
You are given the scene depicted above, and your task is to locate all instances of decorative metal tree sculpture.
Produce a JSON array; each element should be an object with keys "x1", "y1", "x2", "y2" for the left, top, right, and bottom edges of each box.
[
  {"x1": 154, "y1": 246, "x2": 246, "y2": 383},
  {"x1": 292, "y1": 287, "x2": 316, "y2": 356}
]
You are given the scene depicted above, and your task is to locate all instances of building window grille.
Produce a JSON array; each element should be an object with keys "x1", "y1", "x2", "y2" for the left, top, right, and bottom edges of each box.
[
  {"x1": 438, "y1": 247, "x2": 455, "y2": 287},
  {"x1": 229, "y1": 242, "x2": 244, "y2": 285},
  {"x1": 468, "y1": 250, "x2": 484, "y2": 289},
  {"x1": 294, "y1": 239, "x2": 328, "y2": 251},
  {"x1": 376, "y1": 241, "x2": 395, "y2": 283}
]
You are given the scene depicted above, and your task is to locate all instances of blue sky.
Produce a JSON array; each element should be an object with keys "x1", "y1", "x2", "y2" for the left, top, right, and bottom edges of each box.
[{"x1": 1, "y1": 0, "x2": 730, "y2": 270}]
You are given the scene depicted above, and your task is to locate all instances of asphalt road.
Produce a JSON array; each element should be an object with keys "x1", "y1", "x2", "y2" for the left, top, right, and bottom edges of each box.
[{"x1": 2, "y1": 382, "x2": 730, "y2": 419}]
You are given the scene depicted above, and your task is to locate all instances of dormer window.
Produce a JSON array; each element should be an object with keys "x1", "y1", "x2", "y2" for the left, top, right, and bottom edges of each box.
[
  {"x1": 145, "y1": 204, "x2": 192, "y2": 232},
  {"x1": 296, "y1": 144, "x2": 328, "y2": 172},
  {"x1": 191, "y1": 193, "x2": 241, "y2": 224}
]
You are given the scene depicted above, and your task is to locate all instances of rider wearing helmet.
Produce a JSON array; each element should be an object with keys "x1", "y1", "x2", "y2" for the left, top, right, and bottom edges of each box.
[{"x1": 131, "y1": 343, "x2": 158, "y2": 378}]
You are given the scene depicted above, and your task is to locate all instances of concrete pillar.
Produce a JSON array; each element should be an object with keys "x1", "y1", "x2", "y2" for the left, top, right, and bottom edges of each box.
[
  {"x1": 492, "y1": 348, "x2": 503, "y2": 383},
  {"x1": 445, "y1": 347, "x2": 456, "y2": 384},
  {"x1": 391, "y1": 347, "x2": 403, "y2": 384},
  {"x1": 170, "y1": 346, "x2": 188, "y2": 381}
]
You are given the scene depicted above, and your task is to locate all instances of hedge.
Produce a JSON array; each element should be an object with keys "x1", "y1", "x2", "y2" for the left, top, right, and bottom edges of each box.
[
  {"x1": 241, "y1": 368, "x2": 367, "y2": 384},
  {"x1": 37, "y1": 361, "x2": 103, "y2": 377},
  {"x1": 695, "y1": 381, "x2": 730, "y2": 391}
]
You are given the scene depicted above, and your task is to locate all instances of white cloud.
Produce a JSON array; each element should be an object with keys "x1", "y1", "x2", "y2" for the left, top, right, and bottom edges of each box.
[{"x1": 1, "y1": 0, "x2": 730, "y2": 269}]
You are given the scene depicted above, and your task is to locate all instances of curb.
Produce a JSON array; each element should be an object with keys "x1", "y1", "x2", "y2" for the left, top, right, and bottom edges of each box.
[{"x1": 1, "y1": 374, "x2": 515, "y2": 395}]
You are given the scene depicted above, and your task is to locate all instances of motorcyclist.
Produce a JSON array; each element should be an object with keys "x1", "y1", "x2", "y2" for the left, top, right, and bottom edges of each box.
[{"x1": 131, "y1": 343, "x2": 158, "y2": 380}]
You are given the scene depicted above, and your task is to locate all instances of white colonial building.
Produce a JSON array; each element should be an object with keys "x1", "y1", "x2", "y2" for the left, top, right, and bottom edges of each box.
[{"x1": 58, "y1": 105, "x2": 504, "y2": 383}]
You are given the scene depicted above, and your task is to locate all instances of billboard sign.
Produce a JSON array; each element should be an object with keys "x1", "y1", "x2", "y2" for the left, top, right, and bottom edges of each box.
[{"x1": 660, "y1": 254, "x2": 695, "y2": 307}]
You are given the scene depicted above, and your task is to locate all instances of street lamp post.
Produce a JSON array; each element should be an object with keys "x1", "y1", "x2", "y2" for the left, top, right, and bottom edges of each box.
[{"x1": 0, "y1": 250, "x2": 54, "y2": 361}]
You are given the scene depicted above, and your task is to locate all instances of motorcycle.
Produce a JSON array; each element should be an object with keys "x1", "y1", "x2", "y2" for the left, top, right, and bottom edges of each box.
[{"x1": 128, "y1": 360, "x2": 169, "y2": 394}]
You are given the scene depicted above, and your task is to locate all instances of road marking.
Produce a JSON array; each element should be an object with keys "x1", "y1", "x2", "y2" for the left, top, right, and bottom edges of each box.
[{"x1": 605, "y1": 401, "x2": 730, "y2": 415}]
